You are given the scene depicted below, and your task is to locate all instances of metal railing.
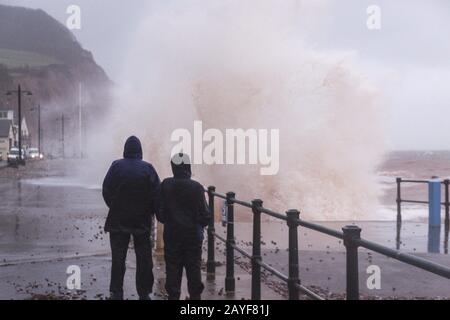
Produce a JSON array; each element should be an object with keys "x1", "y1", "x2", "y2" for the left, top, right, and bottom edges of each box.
[
  {"x1": 396, "y1": 177, "x2": 450, "y2": 230},
  {"x1": 205, "y1": 186, "x2": 450, "y2": 300}
]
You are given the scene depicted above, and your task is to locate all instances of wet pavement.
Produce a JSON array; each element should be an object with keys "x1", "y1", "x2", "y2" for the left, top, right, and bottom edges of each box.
[
  {"x1": 0, "y1": 160, "x2": 111, "y2": 299},
  {"x1": 0, "y1": 160, "x2": 283, "y2": 300},
  {"x1": 0, "y1": 160, "x2": 449, "y2": 300}
]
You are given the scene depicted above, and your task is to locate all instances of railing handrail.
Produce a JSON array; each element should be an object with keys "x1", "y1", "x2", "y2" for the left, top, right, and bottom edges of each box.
[
  {"x1": 400, "y1": 178, "x2": 450, "y2": 185},
  {"x1": 396, "y1": 177, "x2": 450, "y2": 228},
  {"x1": 355, "y1": 238, "x2": 450, "y2": 279},
  {"x1": 400, "y1": 179, "x2": 430, "y2": 184},
  {"x1": 205, "y1": 187, "x2": 450, "y2": 301}
]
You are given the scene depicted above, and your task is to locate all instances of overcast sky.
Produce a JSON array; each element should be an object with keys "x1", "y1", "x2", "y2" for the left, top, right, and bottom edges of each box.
[{"x1": 1, "y1": 0, "x2": 450, "y2": 150}]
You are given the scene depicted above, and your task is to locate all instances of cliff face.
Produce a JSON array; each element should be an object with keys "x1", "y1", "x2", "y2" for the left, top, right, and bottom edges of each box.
[
  {"x1": 0, "y1": 5, "x2": 84, "y2": 64},
  {"x1": 0, "y1": 4, "x2": 112, "y2": 157}
]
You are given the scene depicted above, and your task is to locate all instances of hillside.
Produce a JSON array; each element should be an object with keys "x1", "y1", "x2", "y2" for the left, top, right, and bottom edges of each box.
[
  {"x1": 0, "y1": 5, "x2": 91, "y2": 65},
  {"x1": 0, "y1": 4, "x2": 112, "y2": 157},
  {"x1": 0, "y1": 48, "x2": 62, "y2": 69}
]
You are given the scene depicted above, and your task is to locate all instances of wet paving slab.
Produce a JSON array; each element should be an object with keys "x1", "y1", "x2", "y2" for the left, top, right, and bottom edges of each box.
[
  {"x1": 0, "y1": 181, "x2": 109, "y2": 264},
  {"x1": 0, "y1": 162, "x2": 111, "y2": 299}
]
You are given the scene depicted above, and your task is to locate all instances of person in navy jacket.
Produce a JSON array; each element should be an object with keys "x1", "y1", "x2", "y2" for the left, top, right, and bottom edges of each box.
[{"x1": 102, "y1": 136, "x2": 160, "y2": 300}]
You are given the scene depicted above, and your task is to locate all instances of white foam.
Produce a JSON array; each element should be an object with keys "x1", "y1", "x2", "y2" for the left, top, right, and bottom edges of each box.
[
  {"x1": 22, "y1": 177, "x2": 101, "y2": 190},
  {"x1": 86, "y1": 0, "x2": 386, "y2": 221}
]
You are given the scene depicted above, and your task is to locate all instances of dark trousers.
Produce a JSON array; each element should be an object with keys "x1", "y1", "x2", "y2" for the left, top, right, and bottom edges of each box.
[
  {"x1": 164, "y1": 238, "x2": 204, "y2": 300},
  {"x1": 109, "y1": 232, "x2": 154, "y2": 299}
]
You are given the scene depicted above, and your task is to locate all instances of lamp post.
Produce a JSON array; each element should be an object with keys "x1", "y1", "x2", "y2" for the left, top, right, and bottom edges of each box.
[
  {"x1": 62, "y1": 114, "x2": 65, "y2": 159},
  {"x1": 38, "y1": 104, "x2": 41, "y2": 155},
  {"x1": 60, "y1": 114, "x2": 70, "y2": 159},
  {"x1": 78, "y1": 82, "x2": 83, "y2": 159},
  {"x1": 6, "y1": 85, "x2": 32, "y2": 165},
  {"x1": 29, "y1": 104, "x2": 42, "y2": 156}
]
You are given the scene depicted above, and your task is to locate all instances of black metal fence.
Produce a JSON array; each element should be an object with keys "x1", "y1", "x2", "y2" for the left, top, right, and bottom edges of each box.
[
  {"x1": 205, "y1": 186, "x2": 450, "y2": 300},
  {"x1": 396, "y1": 177, "x2": 450, "y2": 230}
]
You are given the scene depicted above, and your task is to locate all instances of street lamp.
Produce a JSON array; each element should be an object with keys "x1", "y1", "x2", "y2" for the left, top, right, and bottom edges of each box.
[{"x1": 6, "y1": 85, "x2": 32, "y2": 165}]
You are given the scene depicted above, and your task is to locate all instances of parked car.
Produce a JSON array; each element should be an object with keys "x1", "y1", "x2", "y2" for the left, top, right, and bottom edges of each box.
[
  {"x1": 7, "y1": 148, "x2": 26, "y2": 165},
  {"x1": 26, "y1": 148, "x2": 43, "y2": 160}
]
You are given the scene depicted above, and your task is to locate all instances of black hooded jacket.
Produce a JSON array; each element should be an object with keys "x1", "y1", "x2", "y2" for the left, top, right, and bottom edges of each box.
[
  {"x1": 102, "y1": 136, "x2": 161, "y2": 234},
  {"x1": 156, "y1": 154, "x2": 210, "y2": 242}
]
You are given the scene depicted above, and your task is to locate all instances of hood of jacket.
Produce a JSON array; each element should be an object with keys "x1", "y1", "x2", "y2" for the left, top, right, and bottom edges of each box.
[
  {"x1": 123, "y1": 136, "x2": 143, "y2": 160},
  {"x1": 171, "y1": 153, "x2": 192, "y2": 179}
]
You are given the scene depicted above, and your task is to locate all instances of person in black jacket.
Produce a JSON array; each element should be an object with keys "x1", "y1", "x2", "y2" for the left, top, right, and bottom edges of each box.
[
  {"x1": 102, "y1": 136, "x2": 160, "y2": 300},
  {"x1": 157, "y1": 153, "x2": 210, "y2": 300}
]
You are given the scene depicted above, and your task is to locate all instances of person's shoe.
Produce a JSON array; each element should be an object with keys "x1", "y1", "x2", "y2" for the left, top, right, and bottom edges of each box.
[
  {"x1": 109, "y1": 292, "x2": 124, "y2": 300},
  {"x1": 139, "y1": 294, "x2": 152, "y2": 301},
  {"x1": 189, "y1": 295, "x2": 202, "y2": 300}
]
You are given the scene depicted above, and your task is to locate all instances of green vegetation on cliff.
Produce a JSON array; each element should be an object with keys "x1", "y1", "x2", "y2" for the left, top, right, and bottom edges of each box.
[{"x1": 0, "y1": 49, "x2": 62, "y2": 69}]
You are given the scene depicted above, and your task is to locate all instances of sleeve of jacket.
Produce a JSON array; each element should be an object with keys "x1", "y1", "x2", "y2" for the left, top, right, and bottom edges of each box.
[
  {"x1": 155, "y1": 180, "x2": 166, "y2": 224},
  {"x1": 148, "y1": 165, "x2": 161, "y2": 216},
  {"x1": 197, "y1": 184, "x2": 211, "y2": 227},
  {"x1": 102, "y1": 162, "x2": 116, "y2": 209}
]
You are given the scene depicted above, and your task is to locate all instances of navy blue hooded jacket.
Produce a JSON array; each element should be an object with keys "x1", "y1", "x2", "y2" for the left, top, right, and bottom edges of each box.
[
  {"x1": 102, "y1": 136, "x2": 161, "y2": 234},
  {"x1": 156, "y1": 154, "x2": 210, "y2": 242}
]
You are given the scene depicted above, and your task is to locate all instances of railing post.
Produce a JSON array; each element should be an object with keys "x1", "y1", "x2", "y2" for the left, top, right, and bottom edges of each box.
[
  {"x1": 429, "y1": 178, "x2": 441, "y2": 228},
  {"x1": 251, "y1": 199, "x2": 263, "y2": 300},
  {"x1": 225, "y1": 192, "x2": 235, "y2": 295},
  {"x1": 396, "y1": 222, "x2": 401, "y2": 250},
  {"x1": 396, "y1": 177, "x2": 402, "y2": 225},
  {"x1": 444, "y1": 179, "x2": 450, "y2": 255},
  {"x1": 342, "y1": 225, "x2": 361, "y2": 300},
  {"x1": 207, "y1": 186, "x2": 216, "y2": 280},
  {"x1": 445, "y1": 223, "x2": 449, "y2": 255},
  {"x1": 287, "y1": 209, "x2": 300, "y2": 300},
  {"x1": 444, "y1": 180, "x2": 450, "y2": 231}
]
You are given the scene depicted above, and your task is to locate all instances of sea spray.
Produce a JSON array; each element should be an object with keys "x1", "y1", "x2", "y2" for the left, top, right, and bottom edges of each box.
[{"x1": 90, "y1": 0, "x2": 386, "y2": 221}]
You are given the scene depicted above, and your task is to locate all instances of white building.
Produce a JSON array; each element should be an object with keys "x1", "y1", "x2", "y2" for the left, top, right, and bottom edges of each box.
[
  {"x1": 0, "y1": 119, "x2": 14, "y2": 159},
  {"x1": 0, "y1": 110, "x2": 14, "y2": 121},
  {"x1": 0, "y1": 110, "x2": 30, "y2": 151}
]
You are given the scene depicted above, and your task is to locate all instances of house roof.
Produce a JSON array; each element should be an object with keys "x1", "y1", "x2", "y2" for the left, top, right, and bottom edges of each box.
[{"x1": 0, "y1": 119, "x2": 13, "y2": 137}]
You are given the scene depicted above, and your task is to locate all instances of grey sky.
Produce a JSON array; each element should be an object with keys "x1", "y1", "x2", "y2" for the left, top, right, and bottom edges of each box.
[
  {"x1": 1, "y1": 0, "x2": 449, "y2": 150},
  {"x1": 320, "y1": 0, "x2": 450, "y2": 151}
]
